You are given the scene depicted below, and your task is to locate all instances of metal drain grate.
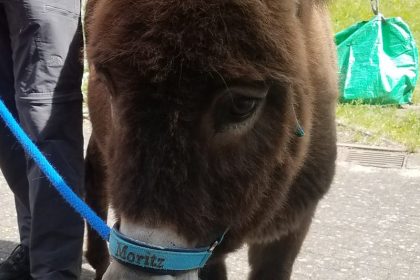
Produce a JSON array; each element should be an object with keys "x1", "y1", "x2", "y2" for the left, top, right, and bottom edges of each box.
[{"x1": 346, "y1": 149, "x2": 406, "y2": 168}]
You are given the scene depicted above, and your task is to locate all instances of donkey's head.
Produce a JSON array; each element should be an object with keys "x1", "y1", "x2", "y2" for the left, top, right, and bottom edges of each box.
[{"x1": 87, "y1": 0, "x2": 324, "y2": 279}]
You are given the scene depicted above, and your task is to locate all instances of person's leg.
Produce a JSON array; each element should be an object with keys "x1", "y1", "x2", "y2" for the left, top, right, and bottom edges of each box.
[
  {"x1": 0, "y1": 3, "x2": 32, "y2": 251},
  {"x1": 5, "y1": 0, "x2": 85, "y2": 279},
  {"x1": 0, "y1": 4, "x2": 31, "y2": 279}
]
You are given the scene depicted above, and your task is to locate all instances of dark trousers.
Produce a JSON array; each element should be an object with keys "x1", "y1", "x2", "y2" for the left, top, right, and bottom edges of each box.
[{"x1": 0, "y1": 1, "x2": 84, "y2": 279}]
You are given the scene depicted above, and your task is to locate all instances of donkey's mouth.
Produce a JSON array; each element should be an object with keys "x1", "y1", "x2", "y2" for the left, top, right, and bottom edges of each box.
[{"x1": 101, "y1": 261, "x2": 199, "y2": 280}]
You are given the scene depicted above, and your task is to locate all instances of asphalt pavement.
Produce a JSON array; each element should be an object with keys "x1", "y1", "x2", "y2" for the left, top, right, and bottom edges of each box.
[{"x1": 1, "y1": 121, "x2": 419, "y2": 279}]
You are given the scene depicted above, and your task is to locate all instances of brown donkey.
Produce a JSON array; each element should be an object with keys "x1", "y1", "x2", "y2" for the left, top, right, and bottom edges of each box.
[{"x1": 84, "y1": 0, "x2": 338, "y2": 279}]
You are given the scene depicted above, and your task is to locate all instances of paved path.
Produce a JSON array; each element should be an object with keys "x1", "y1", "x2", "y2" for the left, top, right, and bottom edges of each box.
[{"x1": 1, "y1": 122, "x2": 419, "y2": 279}]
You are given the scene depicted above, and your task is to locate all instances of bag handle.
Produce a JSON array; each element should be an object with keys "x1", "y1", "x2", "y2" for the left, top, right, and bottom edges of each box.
[{"x1": 370, "y1": 0, "x2": 379, "y2": 15}]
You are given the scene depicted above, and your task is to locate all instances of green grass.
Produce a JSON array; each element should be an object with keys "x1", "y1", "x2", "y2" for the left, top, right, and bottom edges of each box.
[
  {"x1": 337, "y1": 104, "x2": 420, "y2": 152},
  {"x1": 329, "y1": 0, "x2": 420, "y2": 152}
]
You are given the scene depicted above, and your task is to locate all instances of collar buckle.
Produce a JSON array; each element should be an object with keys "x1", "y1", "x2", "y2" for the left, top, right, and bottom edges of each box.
[{"x1": 208, "y1": 240, "x2": 219, "y2": 252}]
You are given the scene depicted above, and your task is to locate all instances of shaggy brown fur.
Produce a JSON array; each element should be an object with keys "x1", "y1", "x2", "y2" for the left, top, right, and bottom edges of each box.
[{"x1": 84, "y1": 0, "x2": 338, "y2": 279}]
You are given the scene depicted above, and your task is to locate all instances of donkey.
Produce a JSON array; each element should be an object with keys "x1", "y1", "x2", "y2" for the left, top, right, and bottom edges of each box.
[{"x1": 84, "y1": 0, "x2": 338, "y2": 279}]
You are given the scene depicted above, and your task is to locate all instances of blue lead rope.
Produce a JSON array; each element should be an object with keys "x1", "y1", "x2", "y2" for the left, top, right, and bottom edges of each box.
[{"x1": 0, "y1": 98, "x2": 111, "y2": 240}]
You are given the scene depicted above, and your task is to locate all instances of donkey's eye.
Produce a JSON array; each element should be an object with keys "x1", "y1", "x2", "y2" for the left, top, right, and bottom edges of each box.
[
  {"x1": 213, "y1": 83, "x2": 268, "y2": 132},
  {"x1": 230, "y1": 96, "x2": 259, "y2": 120},
  {"x1": 214, "y1": 94, "x2": 262, "y2": 131}
]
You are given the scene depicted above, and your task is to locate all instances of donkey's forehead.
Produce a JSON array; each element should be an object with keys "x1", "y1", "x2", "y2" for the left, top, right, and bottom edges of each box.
[{"x1": 89, "y1": 0, "x2": 303, "y2": 82}]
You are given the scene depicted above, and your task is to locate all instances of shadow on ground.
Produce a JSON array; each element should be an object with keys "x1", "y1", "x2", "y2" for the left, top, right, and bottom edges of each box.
[
  {"x1": 0, "y1": 240, "x2": 96, "y2": 279},
  {"x1": 0, "y1": 240, "x2": 16, "y2": 259}
]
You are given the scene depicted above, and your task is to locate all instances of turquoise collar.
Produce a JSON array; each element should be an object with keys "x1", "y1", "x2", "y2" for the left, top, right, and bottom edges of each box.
[{"x1": 109, "y1": 224, "x2": 227, "y2": 272}]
